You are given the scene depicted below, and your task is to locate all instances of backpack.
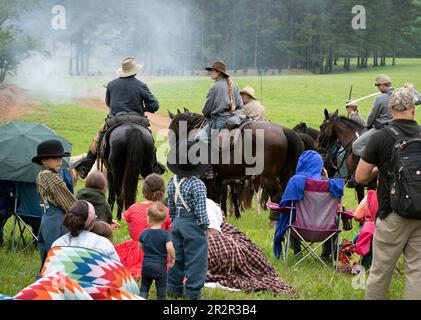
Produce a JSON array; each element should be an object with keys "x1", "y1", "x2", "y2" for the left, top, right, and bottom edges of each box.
[{"x1": 384, "y1": 125, "x2": 421, "y2": 219}]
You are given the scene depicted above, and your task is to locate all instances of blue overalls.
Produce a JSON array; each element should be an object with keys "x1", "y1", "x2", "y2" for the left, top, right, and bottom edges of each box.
[
  {"x1": 167, "y1": 178, "x2": 208, "y2": 300},
  {"x1": 36, "y1": 170, "x2": 69, "y2": 268},
  {"x1": 37, "y1": 202, "x2": 68, "y2": 268}
]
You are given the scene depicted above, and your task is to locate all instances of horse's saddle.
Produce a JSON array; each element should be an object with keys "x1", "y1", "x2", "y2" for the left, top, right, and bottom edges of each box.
[
  {"x1": 213, "y1": 116, "x2": 254, "y2": 152},
  {"x1": 224, "y1": 112, "x2": 252, "y2": 130},
  {"x1": 98, "y1": 113, "x2": 151, "y2": 160}
]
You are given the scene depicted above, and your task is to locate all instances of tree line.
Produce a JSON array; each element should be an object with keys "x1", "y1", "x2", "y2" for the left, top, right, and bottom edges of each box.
[{"x1": 1, "y1": 0, "x2": 421, "y2": 82}]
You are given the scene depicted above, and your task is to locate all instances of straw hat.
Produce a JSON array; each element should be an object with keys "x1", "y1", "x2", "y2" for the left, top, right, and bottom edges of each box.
[
  {"x1": 240, "y1": 86, "x2": 256, "y2": 100},
  {"x1": 205, "y1": 61, "x2": 229, "y2": 77},
  {"x1": 117, "y1": 58, "x2": 142, "y2": 78}
]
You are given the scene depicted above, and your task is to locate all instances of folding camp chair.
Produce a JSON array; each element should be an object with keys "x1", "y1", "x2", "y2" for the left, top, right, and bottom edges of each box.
[
  {"x1": 269, "y1": 179, "x2": 352, "y2": 269},
  {"x1": 11, "y1": 182, "x2": 44, "y2": 252}
]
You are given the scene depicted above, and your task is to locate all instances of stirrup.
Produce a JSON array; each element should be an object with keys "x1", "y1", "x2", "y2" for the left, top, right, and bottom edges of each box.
[{"x1": 153, "y1": 162, "x2": 167, "y2": 175}]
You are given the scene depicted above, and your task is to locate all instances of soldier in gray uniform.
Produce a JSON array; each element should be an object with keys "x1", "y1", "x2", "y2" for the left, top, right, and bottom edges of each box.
[{"x1": 352, "y1": 74, "x2": 395, "y2": 158}]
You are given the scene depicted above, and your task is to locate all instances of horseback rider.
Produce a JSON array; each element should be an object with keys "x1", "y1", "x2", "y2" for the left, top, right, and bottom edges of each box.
[
  {"x1": 346, "y1": 75, "x2": 395, "y2": 188},
  {"x1": 195, "y1": 61, "x2": 244, "y2": 144},
  {"x1": 74, "y1": 58, "x2": 165, "y2": 178},
  {"x1": 333, "y1": 101, "x2": 366, "y2": 179},
  {"x1": 240, "y1": 86, "x2": 265, "y2": 121}
]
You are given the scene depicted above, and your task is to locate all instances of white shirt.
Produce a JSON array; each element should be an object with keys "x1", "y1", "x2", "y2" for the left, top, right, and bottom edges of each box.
[
  {"x1": 206, "y1": 199, "x2": 223, "y2": 233},
  {"x1": 52, "y1": 231, "x2": 120, "y2": 261}
]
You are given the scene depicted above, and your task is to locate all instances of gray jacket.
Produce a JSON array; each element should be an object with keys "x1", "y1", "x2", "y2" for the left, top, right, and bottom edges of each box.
[
  {"x1": 202, "y1": 77, "x2": 243, "y2": 118},
  {"x1": 366, "y1": 87, "x2": 394, "y2": 129},
  {"x1": 350, "y1": 113, "x2": 365, "y2": 127}
]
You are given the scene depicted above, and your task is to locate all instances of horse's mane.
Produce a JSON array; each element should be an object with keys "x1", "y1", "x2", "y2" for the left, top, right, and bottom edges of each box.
[
  {"x1": 337, "y1": 116, "x2": 364, "y2": 129},
  {"x1": 293, "y1": 122, "x2": 320, "y2": 142}
]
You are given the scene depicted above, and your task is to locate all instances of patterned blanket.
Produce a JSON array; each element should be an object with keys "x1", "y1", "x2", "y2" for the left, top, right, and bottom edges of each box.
[
  {"x1": 14, "y1": 272, "x2": 93, "y2": 300},
  {"x1": 206, "y1": 223, "x2": 293, "y2": 295},
  {"x1": 39, "y1": 246, "x2": 141, "y2": 300}
]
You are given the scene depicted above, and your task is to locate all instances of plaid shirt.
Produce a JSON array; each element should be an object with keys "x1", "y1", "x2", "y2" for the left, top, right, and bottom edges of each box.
[
  {"x1": 167, "y1": 176, "x2": 209, "y2": 230},
  {"x1": 37, "y1": 167, "x2": 77, "y2": 213}
]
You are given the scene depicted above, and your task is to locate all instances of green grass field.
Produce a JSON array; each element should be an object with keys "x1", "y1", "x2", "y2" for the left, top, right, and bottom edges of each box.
[{"x1": 1, "y1": 58, "x2": 420, "y2": 299}]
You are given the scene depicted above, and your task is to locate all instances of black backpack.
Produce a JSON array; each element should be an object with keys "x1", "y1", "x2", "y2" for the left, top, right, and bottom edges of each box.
[{"x1": 384, "y1": 125, "x2": 421, "y2": 219}]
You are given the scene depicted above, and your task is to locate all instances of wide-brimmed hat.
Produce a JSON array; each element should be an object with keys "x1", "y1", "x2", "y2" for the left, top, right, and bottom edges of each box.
[
  {"x1": 167, "y1": 140, "x2": 211, "y2": 177},
  {"x1": 240, "y1": 86, "x2": 256, "y2": 100},
  {"x1": 117, "y1": 57, "x2": 142, "y2": 78},
  {"x1": 375, "y1": 74, "x2": 392, "y2": 86},
  {"x1": 205, "y1": 61, "x2": 229, "y2": 77},
  {"x1": 32, "y1": 139, "x2": 70, "y2": 165}
]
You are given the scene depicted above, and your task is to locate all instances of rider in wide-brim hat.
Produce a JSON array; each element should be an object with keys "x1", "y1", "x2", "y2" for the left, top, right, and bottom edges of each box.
[
  {"x1": 195, "y1": 60, "x2": 243, "y2": 145},
  {"x1": 73, "y1": 57, "x2": 165, "y2": 179}
]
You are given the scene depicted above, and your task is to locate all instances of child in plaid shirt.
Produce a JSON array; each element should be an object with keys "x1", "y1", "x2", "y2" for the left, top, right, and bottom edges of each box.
[{"x1": 166, "y1": 140, "x2": 210, "y2": 300}]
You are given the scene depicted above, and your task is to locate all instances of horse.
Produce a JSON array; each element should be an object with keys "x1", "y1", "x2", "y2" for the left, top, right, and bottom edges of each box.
[
  {"x1": 167, "y1": 109, "x2": 304, "y2": 219},
  {"x1": 293, "y1": 122, "x2": 320, "y2": 148},
  {"x1": 101, "y1": 122, "x2": 156, "y2": 221},
  {"x1": 318, "y1": 109, "x2": 376, "y2": 203}
]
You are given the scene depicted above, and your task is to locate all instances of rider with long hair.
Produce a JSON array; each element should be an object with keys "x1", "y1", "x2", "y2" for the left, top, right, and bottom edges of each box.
[{"x1": 195, "y1": 61, "x2": 243, "y2": 143}]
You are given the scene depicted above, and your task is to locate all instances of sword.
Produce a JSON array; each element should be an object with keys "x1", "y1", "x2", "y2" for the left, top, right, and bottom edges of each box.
[
  {"x1": 344, "y1": 92, "x2": 381, "y2": 108},
  {"x1": 345, "y1": 87, "x2": 406, "y2": 108}
]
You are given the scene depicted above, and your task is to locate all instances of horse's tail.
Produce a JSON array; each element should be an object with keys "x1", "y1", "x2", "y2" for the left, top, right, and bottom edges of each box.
[
  {"x1": 279, "y1": 128, "x2": 305, "y2": 186},
  {"x1": 122, "y1": 126, "x2": 144, "y2": 210}
]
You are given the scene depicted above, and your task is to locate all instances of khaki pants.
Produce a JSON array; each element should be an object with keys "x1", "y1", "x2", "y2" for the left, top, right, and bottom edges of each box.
[
  {"x1": 366, "y1": 212, "x2": 421, "y2": 300},
  {"x1": 89, "y1": 123, "x2": 107, "y2": 156}
]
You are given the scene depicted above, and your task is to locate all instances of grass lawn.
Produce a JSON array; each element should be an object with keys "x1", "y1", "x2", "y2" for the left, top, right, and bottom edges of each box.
[{"x1": 1, "y1": 58, "x2": 420, "y2": 299}]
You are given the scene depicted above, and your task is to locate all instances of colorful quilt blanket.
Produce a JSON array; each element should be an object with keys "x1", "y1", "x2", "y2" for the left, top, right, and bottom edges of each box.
[
  {"x1": 14, "y1": 272, "x2": 93, "y2": 300},
  {"x1": 40, "y1": 246, "x2": 141, "y2": 300}
]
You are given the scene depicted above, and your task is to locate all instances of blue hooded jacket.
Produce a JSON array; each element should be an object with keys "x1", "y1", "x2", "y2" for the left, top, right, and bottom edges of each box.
[{"x1": 274, "y1": 151, "x2": 344, "y2": 258}]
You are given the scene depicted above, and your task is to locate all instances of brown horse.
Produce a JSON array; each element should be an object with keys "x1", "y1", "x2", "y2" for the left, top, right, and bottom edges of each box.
[
  {"x1": 319, "y1": 109, "x2": 376, "y2": 202},
  {"x1": 168, "y1": 110, "x2": 304, "y2": 219}
]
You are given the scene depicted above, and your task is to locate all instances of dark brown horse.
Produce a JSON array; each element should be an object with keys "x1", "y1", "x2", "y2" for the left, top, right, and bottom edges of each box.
[
  {"x1": 318, "y1": 109, "x2": 376, "y2": 202},
  {"x1": 168, "y1": 110, "x2": 304, "y2": 218}
]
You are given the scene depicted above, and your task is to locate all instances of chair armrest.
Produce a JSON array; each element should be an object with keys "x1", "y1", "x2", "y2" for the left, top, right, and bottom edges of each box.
[
  {"x1": 266, "y1": 202, "x2": 295, "y2": 212},
  {"x1": 337, "y1": 210, "x2": 355, "y2": 219}
]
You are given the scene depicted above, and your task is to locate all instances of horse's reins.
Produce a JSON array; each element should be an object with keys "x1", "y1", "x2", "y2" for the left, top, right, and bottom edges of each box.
[{"x1": 323, "y1": 118, "x2": 360, "y2": 175}]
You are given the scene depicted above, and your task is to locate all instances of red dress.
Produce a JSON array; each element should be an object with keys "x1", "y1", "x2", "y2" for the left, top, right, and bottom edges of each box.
[{"x1": 115, "y1": 201, "x2": 172, "y2": 278}]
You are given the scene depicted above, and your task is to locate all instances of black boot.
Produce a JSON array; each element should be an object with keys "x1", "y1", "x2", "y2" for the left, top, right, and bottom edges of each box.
[
  {"x1": 346, "y1": 155, "x2": 360, "y2": 189},
  {"x1": 74, "y1": 151, "x2": 97, "y2": 179},
  {"x1": 151, "y1": 147, "x2": 166, "y2": 175},
  {"x1": 346, "y1": 174, "x2": 358, "y2": 189},
  {"x1": 153, "y1": 161, "x2": 166, "y2": 175}
]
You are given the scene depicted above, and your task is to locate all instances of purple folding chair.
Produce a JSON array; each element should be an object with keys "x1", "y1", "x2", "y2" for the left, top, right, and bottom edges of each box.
[{"x1": 269, "y1": 179, "x2": 350, "y2": 269}]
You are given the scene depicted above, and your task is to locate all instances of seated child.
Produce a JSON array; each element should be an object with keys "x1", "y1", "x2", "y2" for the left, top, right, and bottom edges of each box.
[
  {"x1": 115, "y1": 174, "x2": 172, "y2": 278},
  {"x1": 139, "y1": 202, "x2": 175, "y2": 300},
  {"x1": 76, "y1": 172, "x2": 112, "y2": 224},
  {"x1": 52, "y1": 200, "x2": 120, "y2": 261},
  {"x1": 91, "y1": 221, "x2": 114, "y2": 244}
]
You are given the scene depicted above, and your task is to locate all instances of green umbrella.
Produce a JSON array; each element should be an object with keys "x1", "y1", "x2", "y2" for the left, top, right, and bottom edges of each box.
[{"x1": 0, "y1": 122, "x2": 72, "y2": 183}]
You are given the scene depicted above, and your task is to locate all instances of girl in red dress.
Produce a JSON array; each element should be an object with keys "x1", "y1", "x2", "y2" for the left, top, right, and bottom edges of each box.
[{"x1": 115, "y1": 174, "x2": 171, "y2": 278}]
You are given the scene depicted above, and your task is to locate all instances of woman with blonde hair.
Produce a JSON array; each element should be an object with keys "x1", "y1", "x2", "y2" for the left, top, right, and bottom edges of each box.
[{"x1": 195, "y1": 61, "x2": 243, "y2": 143}]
